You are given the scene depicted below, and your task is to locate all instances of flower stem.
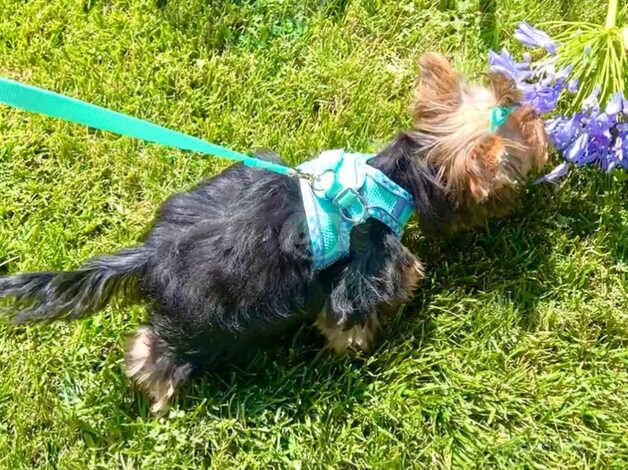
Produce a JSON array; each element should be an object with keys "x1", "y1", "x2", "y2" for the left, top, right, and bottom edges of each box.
[{"x1": 606, "y1": 0, "x2": 617, "y2": 29}]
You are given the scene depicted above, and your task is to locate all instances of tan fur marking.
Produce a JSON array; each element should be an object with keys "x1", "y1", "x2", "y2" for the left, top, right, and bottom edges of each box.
[
  {"x1": 398, "y1": 257, "x2": 425, "y2": 299},
  {"x1": 489, "y1": 72, "x2": 521, "y2": 106},
  {"x1": 413, "y1": 53, "x2": 462, "y2": 123},
  {"x1": 125, "y1": 327, "x2": 175, "y2": 415},
  {"x1": 411, "y1": 54, "x2": 549, "y2": 208},
  {"x1": 315, "y1": 312, "x2": 381, "y2": 354}
]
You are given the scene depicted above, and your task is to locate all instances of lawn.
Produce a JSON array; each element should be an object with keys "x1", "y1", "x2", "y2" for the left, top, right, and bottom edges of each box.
[{"x1": 0, "y1": 0, "x2": 626, "y2": 468}]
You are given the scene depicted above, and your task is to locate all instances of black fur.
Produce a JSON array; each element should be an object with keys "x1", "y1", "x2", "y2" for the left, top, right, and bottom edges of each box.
[{"x1": 0, "y1": 132, "x2": 449, "y2": 390}]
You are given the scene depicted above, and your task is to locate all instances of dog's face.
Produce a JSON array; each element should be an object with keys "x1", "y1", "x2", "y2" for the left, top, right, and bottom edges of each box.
[{"x1": 411, "y1": 53, "x2": 548, "y2": 227}]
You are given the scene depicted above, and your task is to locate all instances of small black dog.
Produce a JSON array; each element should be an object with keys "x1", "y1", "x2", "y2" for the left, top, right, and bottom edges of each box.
[{"x1": 0, "y1": 54, "x2": 547, "y2": 412}]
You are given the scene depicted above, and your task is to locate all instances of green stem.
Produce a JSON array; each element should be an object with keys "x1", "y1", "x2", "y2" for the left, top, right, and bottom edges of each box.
[{"x1": 606, "y1": 0, "x2": 617, "y2": 29}]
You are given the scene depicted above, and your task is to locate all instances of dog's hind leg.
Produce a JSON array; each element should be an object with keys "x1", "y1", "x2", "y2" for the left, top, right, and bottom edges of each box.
[{"x1": 125, "y1": 326, "x2": 193, "y2": 414}]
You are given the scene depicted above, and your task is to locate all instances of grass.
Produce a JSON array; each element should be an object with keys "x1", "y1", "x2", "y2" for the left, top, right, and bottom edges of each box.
[{"x1": 0, "y1": 0, "x2": 626, "y2": 467}]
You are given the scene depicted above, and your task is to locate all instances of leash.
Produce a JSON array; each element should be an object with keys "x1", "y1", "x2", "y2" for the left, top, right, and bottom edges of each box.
[
  {"x1": 0, "y1": 77, "x2": 514, "y2": 174},
  {"x1": 0, "y1": 77, "x2": 302, "y2": 178},
  {"x1": 0, "y1": 76, "x2": 516, "y2": 270}
]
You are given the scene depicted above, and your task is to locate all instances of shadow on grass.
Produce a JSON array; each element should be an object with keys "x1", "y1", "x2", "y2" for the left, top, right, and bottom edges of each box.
[{"x1": 78, "y1": 174, "x2": 628, "y2": 426}]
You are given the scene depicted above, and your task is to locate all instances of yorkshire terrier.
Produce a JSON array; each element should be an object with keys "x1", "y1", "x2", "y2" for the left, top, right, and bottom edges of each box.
[{"x1": 0, "y1": 54, "x2": 548, "y2": 413}]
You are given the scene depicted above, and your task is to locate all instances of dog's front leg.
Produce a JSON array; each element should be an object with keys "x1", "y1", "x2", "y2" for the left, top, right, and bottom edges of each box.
[{"x1": 316, "y1": 230, "x2": 424, "y2": 354}]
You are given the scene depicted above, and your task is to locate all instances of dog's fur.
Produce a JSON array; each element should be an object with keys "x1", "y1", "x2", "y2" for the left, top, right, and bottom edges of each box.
[{"x1": 0, "y1": 54, "x2": 547, "y2": 413}]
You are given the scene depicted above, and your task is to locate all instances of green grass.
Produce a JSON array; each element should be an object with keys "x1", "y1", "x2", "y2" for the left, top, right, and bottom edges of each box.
[{"x1": 0, "y1": 0, "x2": 626, "y2": 467}]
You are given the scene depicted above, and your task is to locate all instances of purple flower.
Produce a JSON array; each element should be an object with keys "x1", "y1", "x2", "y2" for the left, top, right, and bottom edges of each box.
[
  {"x1": 554, "y1": 65, "x2": 573, "y2": 83},
  {"x1": 488, "y1": 49, "x2": 532, "y2": 82},
  {"x1": 488, "y1": 23, "x2": 626, "y2": 179},
  {"x1": 605, "y1": 91, "x2": 628, "y2": 116},
  {"x1": 520, "y1": 78, "x2": 563, "y2": 113},
  {"x1": 546, "y1": 116, "x2": 580, "y2": 150},
  {"x1": 582, "y1": 85, "x2": 601, "y2": 111},
  {"x1": 514, "y1": 22, "x2": 558, "y2": 55},
  {"x1": 564, "y1": 134, "x2": 589, "y2": 164},
  {"x1": 615, "y1": 125, "x2": 628, "y2": 170},
  {"x1": 608, "y1": 137, "x2": 625, "y2": 171},
  {"x1": 534, "y1": 162, "x2": 571, "y2": 184},
  {"x1": 585, "y1": 112, "x2": 613, "y2": 139}
]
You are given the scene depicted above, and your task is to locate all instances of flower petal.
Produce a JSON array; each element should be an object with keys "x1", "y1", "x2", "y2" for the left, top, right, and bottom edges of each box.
[
  {"x1": 534, "y1": 162, "x2": 571, "y2": 184},
  {"x1": 605, "y1": 91, "x2": 627, "y2": 116},
  {"x1": 514, "y1": 22, "x2": 558, "y2": 55},
  {"x1": 566, "y1": 79, "x2": 579, "y2": 94},
  {"x1": 565, "y1": 134, "x2": 589, "y2": 164}
]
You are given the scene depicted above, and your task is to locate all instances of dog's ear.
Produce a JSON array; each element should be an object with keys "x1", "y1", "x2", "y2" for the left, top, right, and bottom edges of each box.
[
  {"x1": 412, "y1": 53, "x2": 462, "y2": 124},
  {"x1": 466, "y1": 135, "x2": 504, "y2": 203},
  {"x1": 489, "y1": 72, "x2": 521, "y2": 106}
]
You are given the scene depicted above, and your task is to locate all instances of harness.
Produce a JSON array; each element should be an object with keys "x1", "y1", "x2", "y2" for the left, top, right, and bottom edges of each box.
[
  {"x1": 0, "y1": 77, "x2": 512, "y2": 272},
  {"x1": 298, "y1": 150, "x2": 414, "y2": 269}
]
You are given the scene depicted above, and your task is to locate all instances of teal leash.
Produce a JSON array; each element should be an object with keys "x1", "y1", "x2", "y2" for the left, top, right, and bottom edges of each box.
[{"x1": 0, "y1": 77, "x2": 299, "y2": 177}]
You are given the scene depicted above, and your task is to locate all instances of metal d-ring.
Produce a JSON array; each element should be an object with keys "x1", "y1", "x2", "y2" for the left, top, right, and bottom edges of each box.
[
  {"x1": 334, "y1": 187, "x2": 367, "y2": 224},
  {"x1": 338, "y1": 204, "x2": 367, "y2": 224}
]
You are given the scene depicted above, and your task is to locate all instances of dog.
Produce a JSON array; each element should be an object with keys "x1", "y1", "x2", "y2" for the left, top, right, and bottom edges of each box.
[{"x1": 0, "y1": 54, "x2": 548, "y2": 413}]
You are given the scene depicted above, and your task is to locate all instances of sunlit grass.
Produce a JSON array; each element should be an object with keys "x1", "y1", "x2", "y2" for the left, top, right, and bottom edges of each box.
[{"x1": 0, "y1": 0, "x2": 626, "y2": 467}]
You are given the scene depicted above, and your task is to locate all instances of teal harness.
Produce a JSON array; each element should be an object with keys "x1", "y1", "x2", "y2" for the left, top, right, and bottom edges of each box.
[
  {"x1": 298, "y1": 150, "x2": 414, "y2": 269},
  {"x1": 0, "y1": 77, "x2": 511, "y2": 271}
]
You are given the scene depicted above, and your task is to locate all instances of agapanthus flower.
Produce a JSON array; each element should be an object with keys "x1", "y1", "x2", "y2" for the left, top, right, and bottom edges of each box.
[
  {"x1": 534, "y1": 161, "x2": 572, "y2": 184},
  {"x1": 582, "y1": 85, "x2": 601, "y2": 111},
  {"x1": 605, "y1": 91, "x2": 628, "y2": 116},
  {"x1": 545, "y1": 115, "x2": 580, "y2": 150},
  {"x1": 488, "y1": 49, "x2": 532, "y2": 82},
  {"x1": 520, "y1": 78, "x2": 564, "y2": 113},
  {"x1": 609, "y1": 127, "x2": 628, "y2": 170},
  {"x1": 491, "y1": 23, "x2": 626, "y2": 181},
  {"x1": 567, "y1": 79, "x2": 579, "y2": 94},
  {"x1": 514, "y1": 22, "x2": 559, "y2": 55},
  {"x1": 541, "y1": 88, "x2": 626, "y2": 180},
  {"x1": 607, "y1": 137, "x2": 624, "y2": 171},
  {"x1": 489, "y1": 54, "x2": 569, "y2": 114}
]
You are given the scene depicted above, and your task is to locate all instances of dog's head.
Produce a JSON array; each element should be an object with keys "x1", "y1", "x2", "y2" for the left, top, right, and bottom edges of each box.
[{"x1": 411, "y1": 53, "x2": 548, "y2": 227}]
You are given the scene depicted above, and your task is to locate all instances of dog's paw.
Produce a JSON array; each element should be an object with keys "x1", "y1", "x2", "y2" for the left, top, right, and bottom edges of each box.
[{"x1": 315, "y1": 312, "x2": 380, "y2": 355}]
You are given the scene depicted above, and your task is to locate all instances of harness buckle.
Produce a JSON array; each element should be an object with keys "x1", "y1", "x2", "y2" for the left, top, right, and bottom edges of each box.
[{"x1": 332, "y1": 187, "x2": 367, "y2": 224}]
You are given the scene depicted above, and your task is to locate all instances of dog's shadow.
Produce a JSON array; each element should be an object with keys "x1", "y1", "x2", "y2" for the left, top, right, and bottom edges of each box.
[{"x1": 122, "y1": 173, "x2": 625, "y2": 420}]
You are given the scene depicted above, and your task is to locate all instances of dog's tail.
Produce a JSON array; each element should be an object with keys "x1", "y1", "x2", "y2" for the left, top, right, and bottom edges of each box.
[{"x1": 0, "y1": 246, "x2": 151, "y2": 323}]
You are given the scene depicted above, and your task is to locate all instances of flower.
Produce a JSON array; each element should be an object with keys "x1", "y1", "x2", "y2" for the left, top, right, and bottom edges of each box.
[
  {"x1": 488, "y1": 49, "x2": 532, "y2": 82},
  {"x1": 582, "y1": 85, "x2": 601, "y2": 111},
  {"x1": 521, "y1": 78, "x2": 565, "y2": 113},
  {"x1": 514, "y1": 22, "x2": 559, "y2": 55},
  {"x1": 566, "y1": 79, "x2": 579, "y2": 94},
  {"x1": 605, "y1": 91, "x2": 628, "y2": 116},
  {"x1": 545, "y1": 115, "x2": 580, "y2": 150},
  {"x1": 607, "y1": 137, "x2": 624, "y2": 171},
  {"x1": 489, "y1": 23, "x2": 626, "y2": 180},
  {"x1": 534, "y1": 161, "x2": 571, "y2": 184},
  {"x1": 543, "y1": 90, "x2": 626, "y2": 174},
  {"x1": 565, "y1": 133, "x2": 589, "y2": 164},
  {"x1": 518, "y1": 62, "x2": 572, "y2": 114},
  {"x1": 489, "y1": 50, "x2": 572, "y2": 115}
]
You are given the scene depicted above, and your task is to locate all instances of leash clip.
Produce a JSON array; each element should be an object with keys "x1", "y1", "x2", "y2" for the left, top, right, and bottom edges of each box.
[{"x1": 293, "y1": 169, "x2": 316, "y2": 183}]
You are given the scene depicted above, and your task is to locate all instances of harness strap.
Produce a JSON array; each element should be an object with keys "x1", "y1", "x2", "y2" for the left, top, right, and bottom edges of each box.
[
  {"x1": 297, "y1": 151, "x2": 414, "y2": 270},
  {"x1": 489, "y1": 105, "x2": 515, "y2": 133},
  {"x1": 0, "y1": 77, "x2": 297, "y2": 177}
]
